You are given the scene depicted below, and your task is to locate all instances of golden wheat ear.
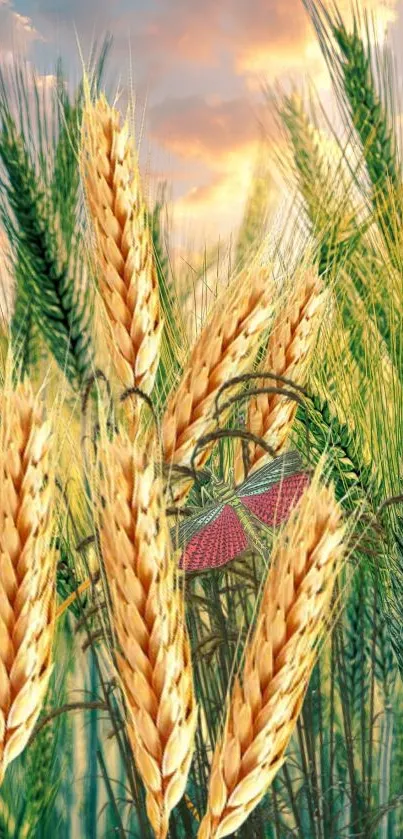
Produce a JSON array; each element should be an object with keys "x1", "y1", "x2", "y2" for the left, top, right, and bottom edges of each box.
[
  {"x1": 162, "y1": 263, "x2": 278, "y2": 502},
  {"x1": 82, "y1": 95, "x2": 163, "y2": 405},
  {"x1": 198, "y1": 474, "x2": 346, "y2": 839},
  {"x1": 234, "y1": 267, "x2": 329, "y2": 483},
  {"x1": 0, "y1": 382, "x2": 56, "y2": 783},
  {"x1": 97, "y1": 431, "x2": 197, "y2": 839}
]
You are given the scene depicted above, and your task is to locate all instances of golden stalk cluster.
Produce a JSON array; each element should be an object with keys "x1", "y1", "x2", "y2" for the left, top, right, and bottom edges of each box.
[
  {"x1": 235, "y1": 268, "x2": 328, "y2": 483},
  {"x1": 82, "y1": 95, "x2": 163, "y2": 404},
  {"x1": 198, "y1": 478, "x2": 346, "y2": 838},
  {"x1": 0, "y1": 87, "x2": 338, "y2": 838},
  {"x1": 0, "y1": 383, "x2": 55, "y2": 783},
  {"x1": 98, "y1": 432, "x2": 198, "y2": 839}
]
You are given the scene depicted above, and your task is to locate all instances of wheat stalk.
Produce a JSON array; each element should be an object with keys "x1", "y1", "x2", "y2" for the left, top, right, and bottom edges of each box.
[
  {"x1": 162, "y1": 264, "x2": 277, "y2": 501},
  {"x1": 82, "y1": 95, "x2": 163, "y2": 400},
  {"x1": 0, "y1": 381, "x2": 55, "y2": 784},
  {"x1": 98, "y1": 432, "x2": 198, "y2": 839},
  {"x1": 198, "y1": 477, "x2": 346, "y2": 839},
  {"x1": 235, "y1": 268, "x2": 328, "y2": 483}
]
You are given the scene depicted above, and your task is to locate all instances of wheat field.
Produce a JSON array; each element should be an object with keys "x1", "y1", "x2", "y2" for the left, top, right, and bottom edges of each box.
[{"x1": 0, "y1": 2, "x2": 402, "y2": 838}]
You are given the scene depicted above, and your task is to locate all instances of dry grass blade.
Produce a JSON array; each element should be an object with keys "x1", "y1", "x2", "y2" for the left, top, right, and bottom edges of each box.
[
  {"x1": 235, "y1": 268, "x2": 328, "y2": 482},
  {"x1": 198, "y1": 476, "x2": 346, "y2": 839},
  {"x1": 0, "y1": 381, "x2": 55, "y2": 784},
  {"x1": 98, "y1": 432, "x2": 198, "y2": 839},
  {"x1": 162, "y1": 264, "x2": 277, "y2": 501},
  {"x1": 82, "y1": 95, "x2": 163, "y2": 401}
]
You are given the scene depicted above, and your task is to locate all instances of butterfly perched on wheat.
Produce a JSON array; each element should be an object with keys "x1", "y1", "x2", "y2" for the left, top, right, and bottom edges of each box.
[{"x1": 171, "y1": 451, "x2": 309, "y2": 571}]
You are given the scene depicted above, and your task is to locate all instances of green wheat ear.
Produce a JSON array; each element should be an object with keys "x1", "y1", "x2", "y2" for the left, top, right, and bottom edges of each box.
[
  {"x1": 295, "y1": 391, "x2": 376, "y2": 506},
  {"x1": 344, "y1": 568, "x2": 373, "y2": 720},
  {"x1": 332, "y1": 22, "x2": 402, "y2": 243},
  {"x1": 23, "y1": 707, "x2": 57, "y2": 837},
  {"x1": 10, "y1": 257, "x2": 41, "y2": 380},
  {"x1": 150, "y1": 183, "x2": 185, "y2": 409},
  {"x1": 304, "y1": 1, "x2": 403, "y2": 259},
  {"x1": 279, "y1": 95, "x2": 367, "y2": 370},
  {"x1": 0, "y1": 117, "x2": 93, "y2": 386},
  {"x1": 278, "y1": 94, "x2": 402, "y2": 378}
]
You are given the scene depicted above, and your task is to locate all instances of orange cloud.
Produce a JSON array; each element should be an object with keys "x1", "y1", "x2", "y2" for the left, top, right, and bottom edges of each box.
[
  {"x1": 148, "y1": 92, "x2": 281, "y2": 242},
  {"x1": 144, "y1": 0, "x2": 222, "y2": 64},
  {"x1": 233, "y1": 0, "x2": 398, "y2": 77},
  {"x1": 172, "y1": 141, "x2": 279, "y2": 240},
  {"x1": 229, "y1": 0, "x2": 310, "y2": 69},
  {"x1": 149, "y1": 95, "x2": 271, "y2": 162}
]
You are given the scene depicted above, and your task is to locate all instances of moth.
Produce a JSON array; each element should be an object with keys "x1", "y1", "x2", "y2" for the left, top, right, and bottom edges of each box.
[{"x1": 171, "y1": 450, "x2": 309, "y2": 572}]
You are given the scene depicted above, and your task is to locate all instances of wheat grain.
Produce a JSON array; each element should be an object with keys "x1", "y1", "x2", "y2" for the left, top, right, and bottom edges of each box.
[
  {"x1": 0, "y1": 382, "x2": 55, "y2": 784},
  {"x1": 98, "y1": 432, "x2": 197, "y2": 839},
  {"x1": 198, "y1": 477, "x2": 346, "y2": 839},
  {"x1": 82, "y1": 95, "x2": 163, "y2": 401},
  {"x1": 235, "y1": 268, "x2": 328, "y2": 483},
  {"x1": 162, "y1": 264, "x2": 277, "y2": 501}
]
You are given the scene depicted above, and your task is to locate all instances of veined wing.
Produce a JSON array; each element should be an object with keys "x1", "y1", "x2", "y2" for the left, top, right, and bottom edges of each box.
[
  {"x1": 171, "y1": 501, "x2": 224, "y2": 551},
  {"x1": 240, "y1": 472, "x2": 309, "y2": 527},
  {"x1": 172, "y1": 503, "x2": 248, "y2": 572},
  {"x1": 237, "y1": 450, "x2": 309, "y2": 527},
  {"x1": 237, "y1": 450, "x2": 304, "y2": 498}
]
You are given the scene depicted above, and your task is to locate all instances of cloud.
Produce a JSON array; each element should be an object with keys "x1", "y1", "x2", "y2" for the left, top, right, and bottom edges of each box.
[
  {"x1": 135, "y1": 0, "x2": 312, "y2": 80},
  {"x1": 0, "y1": 0, "x2": 39, "y2": 54},
  {"x1": 26, "y1": 0, "x2": 221, "y2": 80},
  {"x1": 228, "y1": 0, "x2": 310, "y2": 72},
  {"x1": 141, "y1": 0, "x2": 222, "y2": 65},
  {"x1": 228, "y1": 0, "x2": 398, "y2": 76},
  {"x1": 4, "y1": 0, "x2": 399, "y2": 252},
  {"x1": 22, "y1": 0, "x2": 400, "y2": 81},
  {"x1": 172, "y1": 140, "x2": 280, "y2": 242},
  {"x1": 31, "y1": 0, "x2": 118, "y2": 31},
  {"x1": 147, "y1": 91, "x2": 279, "y2": 244},
  {"x1": 149, "y1": 95, "x2": 268, "y2": 162},
  {"x1": 146, "y1": 0, "x2": 398, "y2": 80}
]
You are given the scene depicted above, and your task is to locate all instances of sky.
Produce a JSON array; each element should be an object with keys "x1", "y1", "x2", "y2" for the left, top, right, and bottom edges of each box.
[{"x1": 0, "y1": 0, "x2": 401, "y2": 249}]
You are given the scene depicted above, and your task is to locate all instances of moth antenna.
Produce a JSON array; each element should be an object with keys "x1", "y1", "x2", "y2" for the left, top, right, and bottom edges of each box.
[
  {"x1": 166, "y1": 506, "x2": 195, "y2": 519},
  {"x1": 81, "y1": 369, "x2": 114, "y2": 418},
  {"x1": 215, "y1": 385, "x2": 306, "y2": 420},
  {"x1": 162, "y1": 462, "x2": 211, "y2": 488},
  {"x1": 213, "y1": 370, "x2": 311, "y2": 465},
  {"x1": 377, "y1": 494, "x2": 403, "y2": 516},
  {"x1": 213, "y1": 371, "x2": 308, "y2": 422},
  {"x1": 190, "y1": 428, "x2": 277, "y2": 476},
  {"x1": 120, "y1": 386, "x2": 159, "y2": 429}
]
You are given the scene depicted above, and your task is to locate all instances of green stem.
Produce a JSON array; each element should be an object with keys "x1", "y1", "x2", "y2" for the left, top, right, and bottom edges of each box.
[
  {"x1": 379, "y1": 703, "x2": 394, "y2": 839},
  {"x1": 85, "y1": 652, "x2": 99, "y2": 839}
]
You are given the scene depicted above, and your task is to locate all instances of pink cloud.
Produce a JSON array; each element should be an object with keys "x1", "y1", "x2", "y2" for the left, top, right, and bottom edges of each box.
[
  {"x1": 149, "y1": 95, "x2": 266, "y2": 160},
  {"x1": 140, "y1": 0, "x2": 223, "y2": 65},
  {"x1": 140, "y1": 0, "x2": 313, "y2": 76},
  {"x1": 229, "y1": 0, "x2": 309, "y2": 53}
]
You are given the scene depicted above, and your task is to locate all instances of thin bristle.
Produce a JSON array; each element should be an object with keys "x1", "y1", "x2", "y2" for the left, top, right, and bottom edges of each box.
[
  {"x1": 98, "y1": 433, "x2": 197, "y2": 839},
  {"x1": 235, "y1": 268, "x2": 328, "y2": 482},
  {"x1": 198, "y1": 477, "x2": 346, "y2": 839},
  {"x1": 82, "y1": 94, "x2": 163, "y2": 399},
  {"x1": 162, "y1": 264, "x2": 277, "y2": 501},
  {"x1": 0, "y1": 382, "x2": 55, "y2": 784}
]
